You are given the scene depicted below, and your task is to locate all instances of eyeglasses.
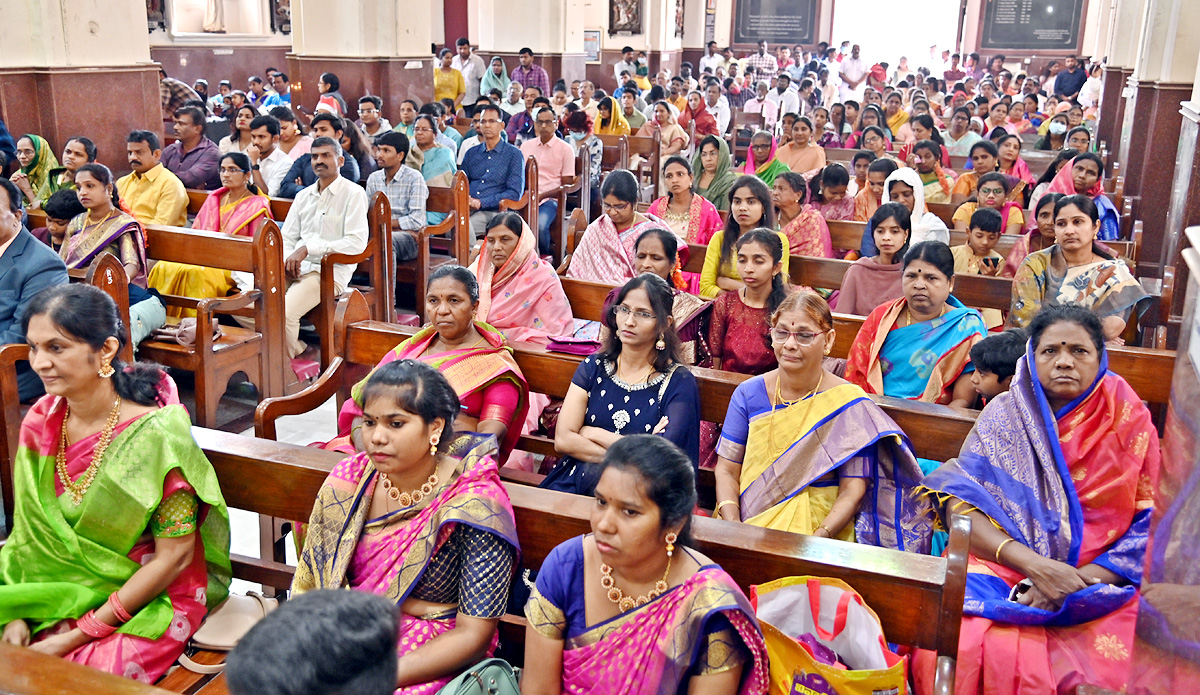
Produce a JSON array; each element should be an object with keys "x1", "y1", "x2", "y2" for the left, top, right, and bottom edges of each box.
[
  {"x1": 979, "y1": 187, "x2": 1005, "y2": 196},
  {"x1": 614, "y1": 305, "x2": 655, "y2": 321},
  {"x1": 770, "y1": 328, "x2": 828, "y2": 346},
  {"x1": 478, "y1": 119, "x2": 501, "y2": 125},
  {"x1": 602, "y1": 201, "x2": 631, "y2": 213},
  {"x1": 358, "y1": 108, "x2": 378, "y2": 114},
  {"x1": 413, "y1": 127, "x2": 435, "y2": 133}
]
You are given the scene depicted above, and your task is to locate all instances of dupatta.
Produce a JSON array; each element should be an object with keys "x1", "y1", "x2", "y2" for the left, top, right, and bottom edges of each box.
[
  {"x1": 691, "y1": 136, "x2": 736, "y2": 211},
  {"x1": 1005, "y1": 156, "x2": 1036, "y2": 186},
  {"x1": 779, "y1": 204, "x2": 833, "y2": 257},
  {"x1": 920, "y1": 346, "x2": 1158, "y2": 626},
  {"x1": 293, "y1": 433, "x2": 519, "y2": 600},
  {"x1": 595, "y1": 97, "x2": 631, "y2": 136},
  {"x1": 1009, "y1": 243, "x2": 1149, "y2": 328},
  {"x1": 17, "y1": 134, "x2": 59, "y2": 202},
  {"x1": 60, "y1": 210, "x2": 148, "y2": 284},
  {"x1": 481, "y1": 58, "x2": 511, "y2": 95},
  {"x1": 193, "y1": 187, "x2": 272, "y2": 236},
  {"x1": 1046, "y1": 156, "x2": 1120, "y2": 240},
  {"x1": 471, "y1": 218, "x2": 574, "y2": 345},
  {"x1": 844, "y1": 296, "x2": 986, "y2": 404},
  {"x1": 0, "y1": 399, "x2": 231, "y2": 639},
  {"x1": 647, "y1": 193, "x2": 723, "y2": 245}
]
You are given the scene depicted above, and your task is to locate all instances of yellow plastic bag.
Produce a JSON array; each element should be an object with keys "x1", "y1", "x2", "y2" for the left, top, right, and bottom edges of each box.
[{"x1": 751, "y1": 576, "x2": 908, "y2": 695}]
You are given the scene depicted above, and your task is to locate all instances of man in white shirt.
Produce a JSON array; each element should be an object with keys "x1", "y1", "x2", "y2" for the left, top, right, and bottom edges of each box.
[
  {"x1": 766, "y1": 74, "x2": 800, "y2": 118},
  {"x1": 246, "y1": 115, "x2": 292, "y2": 197},
  {"x1": 839, "y1": 44, "x2": 867, "y2": 101},
  {"x1": 742, "y1": 81, "x2": 779, "y2": 130},
  {"x1": 698, "y1": 42, "x2": 722, "y2": 76},
  {"x1": 703, "y1": 82, "x2": 731, "y2": 135},
  {"x1": 452, "y1": 38, "x2": 488, "y2": 110},
  {"x1": 277, "y1": 137, "x2": 367, "y2": 357},
  {"x1": 574, "y1": 81, "x2": 599, "y2": 121},
  {"x1": 613, "y1": 47, "x2": 638, "y2": 86}
]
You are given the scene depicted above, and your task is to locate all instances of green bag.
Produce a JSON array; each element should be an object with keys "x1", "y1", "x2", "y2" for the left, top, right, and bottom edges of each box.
[{"x1": 436, "y1": 658, "x2": 520, "y2": 695}]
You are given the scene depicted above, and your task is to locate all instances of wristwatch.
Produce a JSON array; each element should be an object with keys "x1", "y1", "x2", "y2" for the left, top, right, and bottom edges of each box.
[{"x1": 251, "y1": 164, "x2": 261, "y2": 171}]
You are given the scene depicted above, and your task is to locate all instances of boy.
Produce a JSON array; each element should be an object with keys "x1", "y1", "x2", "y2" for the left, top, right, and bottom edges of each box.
[
  {"x1": 32, "y1": 189, "x2": 85, "y2": 252},
  {"x1": 952, "y1": 207, "x2": 1005, "y2": 328},
  {"x1": 853, "y1": 157, "x2": 897, "y2": 222},
  {"x1": 850, "y1": 149, "x2": 876, "y2": 197},
  {"x1": 968, "y1": 327, "x2": 1026, "y2": 406}
]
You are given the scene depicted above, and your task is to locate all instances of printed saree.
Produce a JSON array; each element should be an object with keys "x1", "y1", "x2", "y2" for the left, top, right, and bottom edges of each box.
[
  {"x1": 471, "y1": 217, "x2": 574, "y2": 345},
  {"x1": 844, "y1": 296, "x2": 987, "y2": 404},
  {"x1": 0, "y1": 397, "x2": 231, "y2": 683},
  {"x1": 148, "y1": 187, "x2": 272, "y2": 318},
  {"x1": 17, "y1": 134, "x2": 60, "y2": 205},
  {"x1": 717, "y1": 378, "x2": 931, "y2": 551},
  {"x1": 294, "y1": 434, "x2": 519, "y2": 695},
  {"x1": 61, "y1": 210, "x2": 148, "y2": 287},
  {"x1": 915, "y1": 347, "x2": 1159, "y2": 694},
  {"x1": 565, "y1": 212, "x2": 673, "y2": 284},
  {"x1": 779, "y1": 204, "x2": 833, "y2": 257},
  {"x1": 333, "y1": 321, "x2": 530, "y2": 459},
  {"x1": 647, "y1": 193, "x2": 723, "y2": 245},
  {"x1": 1009, "y1": 244, "x2": 1149, "y2": 329}
]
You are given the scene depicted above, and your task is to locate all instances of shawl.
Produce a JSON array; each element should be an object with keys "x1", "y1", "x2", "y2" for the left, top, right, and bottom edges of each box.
[
  {"x1": 647, "y1": 193, "x2": 723, "y2": 245},
  {"x1": 595, "y1": 97, "x2": 631, "y2": 136},
  {"x1": 1046, "y1": 157, "x2": 1119, "y2": 240},
  {"x1": 885, "y1": 109, "x2": 910, "y2": 136},
  {"x1": 193, "y1": 187, "x2": 272, "y2": 237},
  {"x1": 831, "y1": 256, "x2": 903, "y2": 316},
  {"x1": 1005, "y1": 156, "x2": 1036, "y2": 186},
  {"x1": 17, "y1": 134, "x2": 60, "y2": 203},
  {"x1": 691, "y1": 136, "x2": 736, "y2": 211},
  {"x1": 1009, "y1": 243, "x2": 1149, "y2": 328},
  {"x1": 0, "y1": 400, "x2": 231, "y2": 638},
  {"x1": 419, "y1": 145, "x2": 457, "y2": 188},
  {"x1": 471, "y1": 218, "x2": 574, "y2": 345},
  {"x1": 920, "y1": 347, "x2": 1158, "y2": 625},
  {"x1": 844, "y1": 296, "x2": 986, "y2": 404},
  {"x1": 293, "y1": 433, "x2": 519, "y2": 600},
  {"x1": 638, "y1": 116, "x2": 690, "y2": 155},
  {"x1": 778, "y1": 204, "x2": 833, "y2": 257},
  {"x1": 480, "y1": 58, "x2": 511, "y2": 96},
  {"x1": 565, "y1": 212, "x2": 673, "y2": 284},
  {"x1": 681, "y1": 104, "x2": 719, "y2": 139}
]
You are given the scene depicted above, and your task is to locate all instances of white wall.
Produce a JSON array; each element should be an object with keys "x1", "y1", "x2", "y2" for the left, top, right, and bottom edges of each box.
[
  {"x1": 0, "y1": 0, "x2": 153, "y2": 67},
  {"x1": 830, "y1": 0, "x2": 959, "y2": 72}
]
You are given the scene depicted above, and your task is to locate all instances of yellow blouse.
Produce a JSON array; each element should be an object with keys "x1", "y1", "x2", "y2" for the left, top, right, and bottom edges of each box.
[
  {"x1": 433, "y1": 68, "x2": 466, "y2": 104},
  {"x1": 698, "y1": 230, "x2": 792, "y2": 299}
]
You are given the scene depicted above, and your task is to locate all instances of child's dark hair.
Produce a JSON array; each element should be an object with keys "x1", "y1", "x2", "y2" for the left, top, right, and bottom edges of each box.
[
  {"x1": 969, "y1": 328, "x2": 1026, "y2": 381},
  {"x1": 22, "y1": 285, "x2": 165, "y2": 406},
  {"x1": 867, "y1": 157, "x2": 899, "y2": 178},
  {"x1": 736, "y1": 229, "x2": 788, "y2": 316},
  {"x1": 359, "y1": 359, "x2": 460, "y2": 448},
  {"x1": 969, "y1": 207, "x2": 1002, "y2": 235},
  {"x1": 42, "y1": 189, "x2": 86, "y2": 222},
  {"x1": 600, "y1": 435, "x2": 696, "y2": 545},
  {"x1": 807, "y1": 163, "x2": 850, "y2": 204},
  {"x1": 851, "y1": 150, "x2": 877, "y2": 167}
]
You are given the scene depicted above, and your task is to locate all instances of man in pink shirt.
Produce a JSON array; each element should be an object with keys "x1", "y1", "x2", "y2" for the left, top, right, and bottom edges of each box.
[{"x1": 520, "y1": 107, "x2": 575, "y2": 255}]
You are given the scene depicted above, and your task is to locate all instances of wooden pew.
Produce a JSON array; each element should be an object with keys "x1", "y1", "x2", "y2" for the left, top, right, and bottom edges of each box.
[
  {"x1": 0, "y1": 642, "x2": 177, "y2": 695},
  {"x1": 727, "y1": 110, "x2": 765, "y2": 164},
  {"x1": 624, "y1": 132, "x2": 661, "y2": 200},
  {"x1": 594, "y1": 134, "x2": 629, "y2": 181},
  {"x1": 400, "y1": 172, "x2": 472, "y2": 320},
  {"x1": 539, "y1": 147, "x2": 590, "y2": 266},
  {"x1": 498, "y1": 155, "x2": 539, "y2": 231}
]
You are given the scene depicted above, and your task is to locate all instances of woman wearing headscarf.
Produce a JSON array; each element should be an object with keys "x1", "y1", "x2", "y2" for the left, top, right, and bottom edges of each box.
[
  {"x1": 480, "y1": 57, "x2": 511, "y2": 99},
  {"x1": 10, "y1": 134, "x2": 60, "y2": 207},
  {"x1": 594, "y1": 96, "x2": 631, "y2": 136},
  {"x1": 691, "y1": 135, "x2": 736, "y2": 213},
  {"x1": 1044, "y1": 152, "x2": 1119, "y2": 241},
  {"x1": 742, "y1": 130, "x2": 791, "y2": 187},
  {"x1": 859, "y1": 167, "x2": 950, "y2": 256}
]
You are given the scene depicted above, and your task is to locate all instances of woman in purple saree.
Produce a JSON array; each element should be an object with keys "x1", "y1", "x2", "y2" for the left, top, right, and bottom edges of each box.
[
  {"x1": 522, "y1": 436, "x2": 769, "y2": 695},
  {"x1": 293, "y1": 360, "x2": 519, "y2": 694}
]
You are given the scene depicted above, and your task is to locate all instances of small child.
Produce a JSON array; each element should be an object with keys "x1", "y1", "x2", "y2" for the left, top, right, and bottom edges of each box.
[
  {"x1": 33, "y1": 189, "x2": 85, "y2": 253},
  {"x1": 952, "y1": 207, "x2": 1005, "y2": 328},
  {"x1": 968, "y1": 328, "x2": 1026, "y2": 407}
]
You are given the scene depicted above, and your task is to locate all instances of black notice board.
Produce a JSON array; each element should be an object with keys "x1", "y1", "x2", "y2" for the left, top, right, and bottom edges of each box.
[
  {"x1": 733, "y1": 0, "x2": 817, "y2": 46},
  {"x1": 981, "y1": 0, "x2": 1085, "y2": 51}
]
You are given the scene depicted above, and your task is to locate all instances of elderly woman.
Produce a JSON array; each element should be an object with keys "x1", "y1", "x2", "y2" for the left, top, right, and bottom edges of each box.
[
  {"x1": 327, "y1": 266, "x2": 530, "y2": 462},
  {"x1": 915, "y1": 305, "x2": 1159, "y2": 695},
  {"x1": 409, "y1": 114, "x2": 457, "y2": 225},
  {"x1": 9, "y1": 134, "x2": 60, "y2": 207},
  {"x1": 294, "y1": 360, "x2": 519, "y2": 694},
  {"x1": 741, "y1": 130, "x2": 791, "y2": 187},
  {"x1": 691, "y1": 135, "x2": 736, "y2": 213},
  {"x1": 566, "y1": 170, "x2": 672, "y2": 284},
  {"x1": 1009, "y1": 194, "x2": 1148, "y2": 344},
  {"x1": 543, "y1": 273, "x2": 701, "y2": 496},
  {"x1": 714, "y1": 291, "x2": 929, "y2": 549},
  {"x1": 523, "y1": 436, "x2": 769, "y2": 695},
  {"x1": 0, "y1": 285, "x2": 230, "y2": 683},
  {"x1": 773, "y1": 171, "x2": 832, "y2": 257},
  {"x1": 845, "y1": 241, "x2": 987, "y2": 408},
  {"x1": 563, "y1": 110, "x2": 604, "y2": 207}
]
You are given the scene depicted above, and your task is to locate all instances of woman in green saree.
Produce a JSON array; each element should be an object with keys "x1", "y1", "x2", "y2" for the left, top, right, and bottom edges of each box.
[
  {"x1": 692, "y1": 135, "x2": 736, "y2": 212},
  {"x1": 0, "y1": 284, "x2": 230, "y2": 683}
]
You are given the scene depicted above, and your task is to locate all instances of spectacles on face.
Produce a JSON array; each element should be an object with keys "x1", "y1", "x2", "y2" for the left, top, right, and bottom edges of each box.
[
  {"x1": 358, "y1": 108, "x2": 378, "y2": 115},
  {"x1": 771, "y1": 328, "x2": 828, "y2": 346},
  {"x1": 602, "y1": 201, "x2": 631, "y2": 213},
  {"x1": 979, "y1": 186, "x2": 1005, "y2": 197},
  {"x1": 413, "y1": 127, "x2": 435, "y2": 133},
  {"x1": 536, "y1": 119, "x2": 557, "y2": 126},
  {"x1": 614, "y1": 304, "x2": 654, "y2": 321},
  {"x1": 478, "y1": 118, "x2": 501, "y2": 125}
]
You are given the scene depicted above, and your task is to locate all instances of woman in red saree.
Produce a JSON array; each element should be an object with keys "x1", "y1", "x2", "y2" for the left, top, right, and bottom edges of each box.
[
  {"x1": 772, "y1": 171, "x2": 832, "y2": 257},
  {"x1": 294, "y1": 360, "x2": 519, "y2": 695},
  {"x1": 915, "y1": 305, "x2": 1159, "y2": 694},
  {"x1": 680, "y1": 91, "x2": 719, "y2": 140},
  {"x1": 522, "y1": 435, "x2": 769, "y2": 695}
]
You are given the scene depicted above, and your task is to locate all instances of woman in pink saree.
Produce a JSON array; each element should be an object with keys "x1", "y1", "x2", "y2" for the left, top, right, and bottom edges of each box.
[
  {"x1": 567, "y1": 170, "x2": 674, "y2": 284},
  {"x1": 471, "y1": 212, "x2": 573, "y2": 346},
  {"x1": 294, "y1": 360, "x2": 519, "y2": 695},
  {"x1": 522, "y1": 436, "x2": 769, "y2": 695},
  {"x1": 914, "y1": 305, "x2": 1159, "y2": 695}
]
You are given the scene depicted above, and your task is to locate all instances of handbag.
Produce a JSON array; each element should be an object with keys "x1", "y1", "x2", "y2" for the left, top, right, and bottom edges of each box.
[
  {"x1": 150, "y1": 317, "x2": 223, "y2": 348},
  {"x1": 435, "y1": 657, "x2": 520, "y2": 695},
  {"x1": 177, "y1": 592, "x2": 279, "y2": 674}
]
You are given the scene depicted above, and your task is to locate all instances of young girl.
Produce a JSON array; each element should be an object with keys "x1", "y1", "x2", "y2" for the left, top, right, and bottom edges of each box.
[
  {"x1": 806, "y1": 163, "x2": 856, "y2": 221},
  {"x1": 699, "y1": 175, "x2": 788, "y2": 299},
  {"x1": 709, "y1": 229, "x2": 789, "y2": 375},
  {"x1": 952, "y1": 172, "x2": 1024, "y2": 235},
  {"x1": 833, "y1": 202, "x2": 910, "y2": 316}
]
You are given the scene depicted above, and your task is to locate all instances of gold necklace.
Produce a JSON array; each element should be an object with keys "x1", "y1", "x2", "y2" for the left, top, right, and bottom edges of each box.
[
  {"x1": 767, "y1": 372, "x2": 823, "y2": 453},
  {"x1": 56, "y1": 397, "x2": 123, "y2": 506},
  {"x1": 906, "y1": 303, "x2": 947, "y2": 327},
  {"x1": 85, "y1": 208, "x2": 115, "y2": 229},
  {"x1": 379, "y1": 470, "x2": 440, "y2": 507},
  {"x1": 616, "y1": 356, "x2": 653, "y2": 384},
  {"x1": 600, "y1": 556, "x2": 671, "y2": 612}
]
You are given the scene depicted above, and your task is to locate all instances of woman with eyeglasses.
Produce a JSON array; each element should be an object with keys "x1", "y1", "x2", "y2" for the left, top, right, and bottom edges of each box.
[
  {"x1": 409, "y1": 114, "x2": 458, "y2": 225},
  {"x1": 565, "y1": 170, "x2": 672, "y2": 285},
  {"x1": 713, "y1": 291, "x2": 929, "y2": 550},
  {"x1": 543, "y1": 273, "x2": 700, "y2": 496}
]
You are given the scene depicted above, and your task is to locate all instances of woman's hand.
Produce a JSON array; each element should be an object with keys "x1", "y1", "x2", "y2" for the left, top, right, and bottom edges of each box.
[
  {"x1": 28, "y1": 628, "x2": 88, "y2": 657},
  {"x1": 1100, "y1": 315, "x2": 1126, "y2": 341},
  {"x1": 1016, "y1": 584, "x2": 1059, "y2": 611},
  {"x1": 1024, "y1": 556, "x2": 1093, "y2": 607},
  {"x1": 651, "y1": 416, "x2": 669, "y2": 434},
  {"x1": 2, "y1": 620, "x2": 30, "y2": 647}
]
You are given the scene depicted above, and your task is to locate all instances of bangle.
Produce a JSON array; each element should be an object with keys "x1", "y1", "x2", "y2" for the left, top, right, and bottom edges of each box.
[
  {"x1": 713, "y1": 499, "x2": 739, "y2": 518},
  {"x1": 995, "y1": 538, "x2": 1015, "y2": 564},
  {"x1": 76, "y1": 610, "x2": 118, "y2": 639},
  {"x1": 107, "y1": 592, "x2": 134, "y2": 624}
]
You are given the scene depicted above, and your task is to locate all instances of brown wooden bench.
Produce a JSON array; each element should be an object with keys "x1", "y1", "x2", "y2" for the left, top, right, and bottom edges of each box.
[
  {"x1": 538, "y1": 147, "x2": 590, "y2": 266},
  {"x1": 0, "y1": 642, "x2": 177, "y2": 695},
  {"x1": 498, "y1": 155, "x2": 540, "y2": 231},
  {"x1": 624, "y1": 132, "x2": 661, "y2": 200},
  {"x1": 727, "y1": 110, "x2": 765, "y2": 164},
  {"x1": 401, "y1": 171, "x2": 471, "y2": 321}
]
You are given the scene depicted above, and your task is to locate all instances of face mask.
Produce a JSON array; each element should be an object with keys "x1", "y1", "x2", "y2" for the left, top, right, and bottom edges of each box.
[
  {"x1": 569, "y1": 131, "x2": 587, "y2": 141},
  {"x1": 1049, "y1": 122, "x2": 1067, "y2": 135},
  {"x1": 637, "y1": 57, "x2": 646, "y2": 65}
]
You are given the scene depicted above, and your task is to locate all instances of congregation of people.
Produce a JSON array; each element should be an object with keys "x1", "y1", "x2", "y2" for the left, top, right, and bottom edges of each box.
[{"x1": 0, "y1": 32, "x2": 1168, "y2": 695}]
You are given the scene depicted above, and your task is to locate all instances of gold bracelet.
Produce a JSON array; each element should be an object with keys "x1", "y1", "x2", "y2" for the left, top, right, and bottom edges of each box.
[
  {"x1": 713, "y1": 499, "x2": 739, "y2": 518},
  {"x1": 995, "y1": 538, "x2": 1015, "y2": 563},
  {"x1": 817, "y1": 524, "x2": 833, "y2": 537}
]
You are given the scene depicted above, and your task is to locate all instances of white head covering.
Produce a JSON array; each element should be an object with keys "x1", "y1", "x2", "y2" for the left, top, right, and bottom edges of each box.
[{"x1": 884, "y1": 167, "x2": 949, "y2": 246}]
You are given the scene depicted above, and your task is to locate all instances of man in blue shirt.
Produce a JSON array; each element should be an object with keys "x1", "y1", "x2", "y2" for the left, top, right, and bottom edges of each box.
[
  {"x1": 277, "y1": 114, "x2": 360, "y2": 198},
  {"x1": 460, "y1": 103, "x2": 525, "y2": 240}
]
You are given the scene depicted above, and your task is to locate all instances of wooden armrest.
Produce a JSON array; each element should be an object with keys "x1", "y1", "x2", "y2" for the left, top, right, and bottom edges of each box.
[
  {"x1": 560, "y1": 176, "x2": 581, "y2": 195},
  {"x1": 556, "y1": 253, "x2": 572, "y2": 276},
  {"x1": 499, "y1": 194, "x2": 531, "y2": 211},
  {"x1": 323, "y1": 247, "x2": 373, "y2": 268},
  {"x1": 538, "y1": 186, "x2": 563, "y2": 201},
  {"x1": 254, "y1": 356, "x2": 347, "y2": 439},
  {"x1": 194, "y1": 290, "x2": 261, "y2": 315},
  {"x1": 420, "y1": 217, "x2": 455, "y2": 240}
]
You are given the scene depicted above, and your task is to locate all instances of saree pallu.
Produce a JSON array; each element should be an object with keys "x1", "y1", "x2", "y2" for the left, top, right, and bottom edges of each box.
[
  {"x1": 527, "y1": 564, "x2": 770, "y2": 695},
  {"x1": 565, "y1": 214, "x2": 673, "y2": 285},
  {"x1": 779, "y1": 205, "x2": 833, "y2": 257},
  {"x1": 719, "y1": 380, "x2": 931, "y2": 551},
  {"x1": 17, "y1": 134, "x2": 60, "y2": 205},
  {"x1": 471, "y1": 218, "x2": 574, "y2": 346},
  {"x1": 333, "y1": 321, "x2": 529, "y2": 460},
  {"x1": 1009, "y1": 244, "x2": 1149, "y2": 329},
  {"x1": 647, "y1": 194, "x2": 723, "y2": 246},
  {"x1": 61, "y1": 211, "x2": 148, "y2": 287},
  {"x1": 419, "y1": 146, "x2": 457, "y2": 225},
  {"x1": 0, "y1": 398, "x2": 231, "y2": 683},
  {"x1": 148, "y1": 188, "x2": 272, "y2": 319},
  {"x1": 1045, "y1": 157, "x2": 1119, "y2": 240},
  {"x1": 915, "y1": 349, "x2": 1159, "y2": 695},
  {"x1": 293, "y1": 435, "x2": 519, "y2": 695},
  {"x1": 844, "y1": 296, "x2": 987, "y2": 404}
]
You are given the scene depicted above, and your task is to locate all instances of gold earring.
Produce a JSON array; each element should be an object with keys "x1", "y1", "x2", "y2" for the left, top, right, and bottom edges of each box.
[
  {"x1": 98, "y1": 362, "x2": 115, "y2": 379},
  {"x1": 655, "y1": 336, "x2": 666, "y2": 351},
  {"x1": 430, "y1": 437, "x2": 439, "y2": 456},
  {"x1": 665, "y1": 532, "x2": 677, "y2": 558}
]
